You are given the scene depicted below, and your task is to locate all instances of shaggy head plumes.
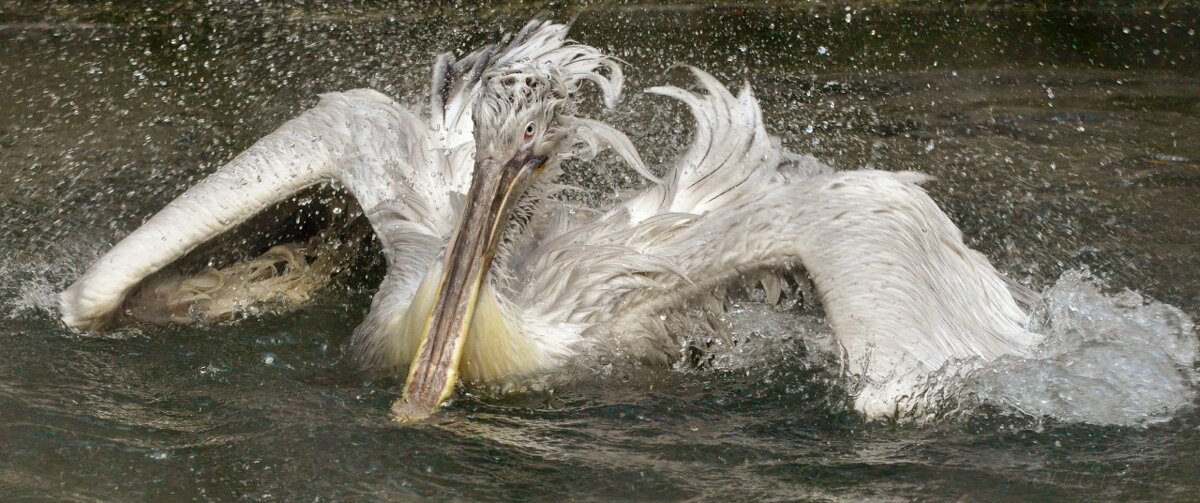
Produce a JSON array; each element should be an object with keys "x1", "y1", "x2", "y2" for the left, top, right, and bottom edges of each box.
[
  {"x1": 471, "y1": 60, "x2": 575, "y2": 166},
  {"x1": 429, "y1": 20, "x2": 653, "y2": 184}
]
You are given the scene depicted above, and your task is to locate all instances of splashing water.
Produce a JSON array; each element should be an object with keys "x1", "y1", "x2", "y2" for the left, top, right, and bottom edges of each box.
[
  {"x1": 948, "y1": 269, "x2": 1198, "y2": 426},
  {"x1": 697, "y1": 269, "x2": 1198, "y2": 426},
  {"x1": 3, "y1": 243, "x2": 97, "y2": 320}
]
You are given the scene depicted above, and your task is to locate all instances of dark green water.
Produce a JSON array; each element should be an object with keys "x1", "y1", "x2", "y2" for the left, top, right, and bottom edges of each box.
[{"x1": 2, "y1": 2, "x2": 1198, "y2": 500}]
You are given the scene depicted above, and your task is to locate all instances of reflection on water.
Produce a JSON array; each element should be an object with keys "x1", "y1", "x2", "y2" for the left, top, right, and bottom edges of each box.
[{"x1": 2, "y1": 2, "x2": 1199, "y2": 500}]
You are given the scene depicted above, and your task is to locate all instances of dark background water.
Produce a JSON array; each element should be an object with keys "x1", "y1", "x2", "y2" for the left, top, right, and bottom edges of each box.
[{"x1": 1, "y1": 1, "x2": 1198, "y2": 500}]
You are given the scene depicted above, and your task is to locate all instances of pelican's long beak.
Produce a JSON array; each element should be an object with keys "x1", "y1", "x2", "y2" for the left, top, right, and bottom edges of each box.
[{"x1": 392, "y1": 152, "x2": 547, "y2": 422}]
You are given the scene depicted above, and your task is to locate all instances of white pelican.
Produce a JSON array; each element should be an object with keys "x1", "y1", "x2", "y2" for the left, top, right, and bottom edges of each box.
[{"x1": 59, "y1": 21, "x2": 1042, "y2": 421}]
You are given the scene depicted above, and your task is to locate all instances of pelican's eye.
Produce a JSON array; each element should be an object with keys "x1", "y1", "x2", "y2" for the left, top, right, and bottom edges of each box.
[{"x1": 523, "y1": 122, "x2": 535, "y2": 143}]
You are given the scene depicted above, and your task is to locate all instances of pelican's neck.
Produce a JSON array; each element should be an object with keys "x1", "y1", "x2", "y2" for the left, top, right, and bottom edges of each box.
[{"x1": 393, "y1": 266, "x2": 579, "y2": 382}]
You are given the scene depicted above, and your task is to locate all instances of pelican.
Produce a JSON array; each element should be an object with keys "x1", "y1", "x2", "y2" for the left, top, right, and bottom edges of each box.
[{"x1": 60, "y1": 21, "x2": 1041, "y2": 421}]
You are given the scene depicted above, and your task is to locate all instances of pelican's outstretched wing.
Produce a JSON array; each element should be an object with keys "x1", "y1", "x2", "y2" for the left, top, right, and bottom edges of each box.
[
  {"x1": 523, "y1": 69, "x2": 1040, "y2": 417},
  {"x1": 659, "y1": 170, "x2": 1041, "y2": 417},
  {"x1": 60, "y1": 89, "x2": 437, "y2": 330},
  {"x1": 638, "y1": 70, "x2": 1041, "y2": 417}
]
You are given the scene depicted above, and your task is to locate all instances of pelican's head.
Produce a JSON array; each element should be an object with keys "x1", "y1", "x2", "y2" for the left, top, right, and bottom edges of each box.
[
  {"x1": 472, "y1": 61, "x2": 577, "y2": 174},
  {"x1": 394, "y1": 51, "x2": 615, "y2": 421}
]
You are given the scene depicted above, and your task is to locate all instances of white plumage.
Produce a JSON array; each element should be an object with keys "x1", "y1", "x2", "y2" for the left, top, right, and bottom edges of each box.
[{"x1": 59, "y1": 21, "x2": 1042, "y2": 419}]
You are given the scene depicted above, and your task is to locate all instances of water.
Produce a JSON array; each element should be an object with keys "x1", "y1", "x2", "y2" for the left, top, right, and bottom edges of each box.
[{"x1": 3, "y1": 2, "x2": 1200, "y2": 500}]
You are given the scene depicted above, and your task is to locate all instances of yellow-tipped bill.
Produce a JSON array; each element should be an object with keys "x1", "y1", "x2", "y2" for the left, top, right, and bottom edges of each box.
[{"x1": 392, "y1": 154, "x2": 547, "y2": 422}]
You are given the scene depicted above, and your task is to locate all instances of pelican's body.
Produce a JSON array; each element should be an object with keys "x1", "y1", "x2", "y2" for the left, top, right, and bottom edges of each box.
[{"x1": 61, "y1": 21, "x2": 1041, "y2": 419}]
